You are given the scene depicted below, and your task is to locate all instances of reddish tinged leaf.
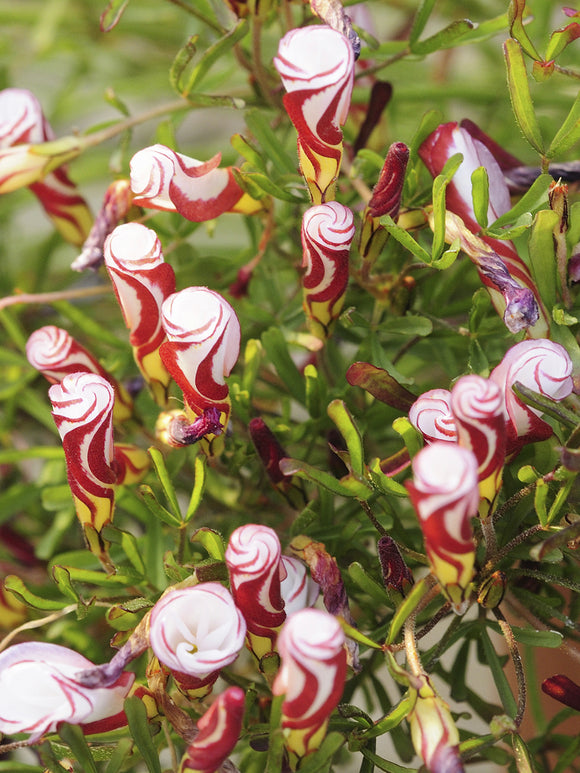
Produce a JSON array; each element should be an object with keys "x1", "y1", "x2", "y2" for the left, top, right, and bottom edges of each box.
[
  {"x1": 346, "y1": 361, "x2": 416, "y2": 411},
  {"x1": 100, "y1": 0, "x2": 130, "y2": 32},
  {"x1": 378, "y1": 447, "x2": 411, "y2": 477},
  {"x1": 545, "y1": 22, "x2": 580, "y2": 61}
]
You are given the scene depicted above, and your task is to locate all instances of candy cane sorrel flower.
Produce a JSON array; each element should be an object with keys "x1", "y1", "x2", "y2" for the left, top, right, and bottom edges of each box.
[
  {"x1": 274, "y1": 25, "x2": 355, "y2": 204},
  {"x1": 0, "y1": 88, "x2": 92, "y2": 246},
  {"x1": 130, "y1": 143, "x2": 262, "y2": 221},
  {"x1": 26, "y1": 325, "x2": 133, "y2": 422},
  {"x1": 408, "y1": 388, "x2": 457, "y2": 444},
  {"x1": 104, "y1": 222, "x2": 176, "y2": 406},
  {"x1": 0, "y1": 642, "x2": 134, "y2": 742},
  {"x1": 490, "y1": 339, "x2": 574, "y2": 455},
  {"x1": 160, "y1": 286, "x2": 241, "y2": 443},
  {"x1": 272, "y1": 608, "x2": 347, "y2": 761},
  {"x1": 149, "y1": 582, "x2": 246, "y2": 700},
  {"x1": 225, "y1": 524, "x2": 286, "y2": 662},
  {"x1": 49, "y1": 372, "x2": 117, "y2": 567},
  {"x1": 280, "y1": 555, "x2": 319, "y2": 616},
  {"x1": 406, "y1": 442, "x2": 479, "y2": 615},
  {"x1": 419, "y1": 121, "x2": 548, "y2": 338},
  {"x1": 301, "y1": 201, "x2": 355, "y2": 339},
  {"x1": 178, "y1": 686, "x2": 245, "y2": 773},
  {"x1": 450, "y1": 375, "x2": 506, "y2": 516}
]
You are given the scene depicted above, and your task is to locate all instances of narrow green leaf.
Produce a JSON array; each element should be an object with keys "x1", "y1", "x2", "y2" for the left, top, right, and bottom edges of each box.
[
  {"x1": 49, "y1": 565, "x2": 137, "y2": 585},
  {"x1": 349, "y1": 561, "x2": 392, "y2": 605},
  {"x1": 4, "y1": 575, "x2": 68, "y2": 610},
  {"x1": 432, "y1": 152, "x2": 463, "y2": 261},
  {"x1": 102, "y1": 525, "x2": 146, "y2": 575},
  {"x1": 368, "y1": 459, "x2": 409, "y2": 497},
  {"x1": 191, "y1": 527, "x2": 226, "y2": 560},
  {"x1": 553, "y1": 734, "x2": 580, "y2": 773},
  {"x1": 387, "y1": 578, "x2": 430, "y2": 644},
  {"x1": 279, "y1": 458, "x2": 363, "y2": 498},
  {"x1": 104, "y1": 738, "x2": 134, "y2": 773},
  {"x1": 503, "y1": 38, "x2": 544, "y2": 154},
  {"x1": 409, "y1": 0, "x2": 437, "y2": 47},
  {"x1": 511, "y1": 734, "x2": 534, "y2": 773},
  {"x1": 379, "y1": 215, "x2": 431, "y2": 264},
  {"x1": 508, "y1": 0, "x2": 541, "y2": 59},
  {"x1": 51, "y1": 565, "x2": 81, "y2": 603},
  {"x1": 139, "y1": 484, "x2": 183, "y2": 528},
  {"x1": 487, "y1": 622, "x2": 563, "y2": 648},
  {"x1": 124, "y1": 696, "x2": 162, "y2": 773},
  {"x1": 100, "y1": 0, "x2": 130, "y2": 32},
  {"x1": 545, "y1": 22, "x2": 580, "y2": 61},
  {"x1": 360, "y1": 749, "x2": 415, "y2": 773},
  {"x1": 261, "y1": 327, "x2": 305, "y2": 404},
  {"x1": 305, "y1": 363, "x2": 325, "y2": 419},
  {"x1": 0, "y1": 446, "x2": 64, "y2": 464},
  {"x1": 236, "y1": 170, "x2": 303, "y2": 202},
  {"x1": 411, "y1": 19, "x2": 476, "y2": 56},
  {"x1": 471, "y1": 166, "x2": 489, "y2": 228},
  {"x1": 265, "y1": 695, "x2": 286, "y2": 773},
  {"x1": 480, "y1": 629, "x2": 518, "y2": 717},
  {"x1": 0, "y1": 765, "x2": 44, "y2": 772},
  {"x1": 183, "y1": 20, "x2": 248, "y2": 96},
  {"x1": 346, "y1": 361, "x2": 416, "y2": 411},
  {"x1": 148, "y1": 446, "x2": 182, "y2": 522},
  {"x1": 231, "y1": 132, "x2": 266, "y2": 172},
  {"x1": 339, "y1": 620, "x2": 382, "y2": 650},
  {"x1": 294, "y1": 733, "x2": 345, "y2": 773},
  {"x1": 52, "y1": 301, "x2": 127, "y2": 349},
  {"x1": 392, "y1": 417, "x2": 423, "y2": 460},
  {"x1": 169, "y1": 35, "x2": 198, "y2": 95},
  {"x1": 185, "y1": 454, "x2": 207, "y2": 522},
  {"x1": 58, "y1": 724, "x2": 98, "y2": 773},
  {"x1": 246, "y1": 108, "x2": 297, "y2": 176},
  {"x1": 487, "y1": 173, "x2": 551, "y2": 232},
  {"x1": 431, "y1": 240, "x2": 460, "y2": 270},
  {"x1": 533, "y1": 477, "x2": 549, "y2": 527},
  {"x1": 547, "y1": 89, "x2": 580, "y2": 158},
  {"x1": 328, "y1": 400, "x2": 364, "y2": 478}
]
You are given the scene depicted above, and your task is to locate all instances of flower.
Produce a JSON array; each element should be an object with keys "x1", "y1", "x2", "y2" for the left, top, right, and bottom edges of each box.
[
  {"x1": 49, "y1": 372, "x2": 118, "y2": 567},
  {"x1": 225, "y1": 524, "x2": 286, "y2": 661},
  {"x1": 541, "y1": 674, "x2": 580, "y2": 712},
  {"x1": 489, "y1": 339, "x2": 574, "y2": 455},
  {"x1": 272, "y1": 608, "x2": 347, "y2": 760},
  {"x1": 178, "y1": 686, "x2": 245, "y2": 773},
  {"x1": 130, "y1": 144, "x2": 262, "y2": 221},
  {"x1": 419, "y1": 121, "x2": 548, "y2": 337},
  {"x1": 406, "y1": 442, "x2": 479, "y2": 614},
  {"x1": 408, "y1": 672, "x2": 464, "y2": 773},
  {"x1": 301, "y1": 201, "x2": 355, "y2": 338},
  {"x1": 0, "y1": 642, "x2": 134, "y2": 742},
  {"x1": 104, "y1": 222, "x2": 176, "y2": 406},
  {"x1": 408, "y1": 388, "x2": 457, "y2": 444},
  {"x1": 280, "y1": 555, "x2": 319, "y2": 615},
  {"x1": 0, "y1": 88, "x2": 92, "y2": 245},
  {"x1": 160, "y1": 286, "x2": 241, "y2": 441},
  {"x1": 26, "y1": 325, "x2": 133, "y2": 422},
  {"x1": 450, "y1": 375, "x2": 506, "y2": 515},
  {"x1": 149, "y1": 583, "x2": 246, "y2": 699},
  {"x1": 274, "y1": 25, "x2": 355, "y2": 203},
  {"x1": 72, "y1": 179, "x2": 135, "y2": 271}
]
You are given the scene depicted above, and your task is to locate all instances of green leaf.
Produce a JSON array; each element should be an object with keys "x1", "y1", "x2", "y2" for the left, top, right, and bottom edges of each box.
[
  {"x1": 236, "y1": 170, "x2": 302, "y2": 203},
  {"x1": 245, "y1": 108, "x2": 297, "y2": 176},
  {"x1": 387, "y1": 578, "x2": 430, "y2": 644},
  {"x1": 359, "y1": 749, "x2": 415, "y2": 773},
  {"x1": 51, "y1": 565, "x2": 81, "y2": 603},
  {"x1": 411, "y1": 19, "x2": 476, "y2": 56},
  {"x1": 471, "y1": 166, "x2": 490, "y2": 228},
  {"x1": 380, "y1": 315, "x2": 433, "y2": 337},
  {"x1": 191, "y1": 527, "x2": 226, "y2": 560},
  {"x1": 185, "y1": 453, "x2": 207, "y2": 522},
  {"x1": 182, "y1": 20, "x2": 248, "y2": 96},
  {"x1": 346, "y1": 361, "x2": 416, "y2": 411},
  {"x1": 503, "y1": 38, "x2": 544, "y2": 154},
  {"x1": 533, "y1": 477, "x2": 549, "y2": 527},
  {"x1": 349, "y1": 561, "x2": 392, "y2": 605},
  {"x1": 100, "y1": 0, "x2": 130, "y2": 32},
  {"x1": 139, "y1": 484, "x2": 182, "y2": 528},
  {"x1": 511, "y1": 734, "x2": 534, "y2": 773},
  {"x1": 392, "y1": 417, "x2": 423, "y2": 460},
  {"x1": 102, "y1": 525, "x2": 146, "y2": 575},
  {"x1": 124, "y1": 696, "x2": 162, "y2": 773},
  {"x1": 104, "y1": 738, "x2": 135, "y2": 773},
  {"x1": 547, "y1": 89, "x2": 580, "y2": 158},
  {"x1": 231, "y1": 132, "x2": 267, "y2": 172},
  {"x1": 507, "y1": 0, "x2": 540, "y2": 58},
  {"x1": 58, "y1": 724, "x2": 98, "y2": 773},
  {"x1": 169, "y1": 35, "x2": 198, "y2": 95},
  {"x1": 409, "y1": 0, "x2": 437, "y2": 47},
  {"x1": 148, "y1": 446, "x2": 182, "y2": 522},
  {"x1": 379, "y1": 215, "x2": 431, "y2": 264},
  {"x1": 4, "y1": 575, "x2": 69, "y2": 610},
  {"x1": 545, "y1": 22, "x2": 580, "y2": 62},
  {"x1": 339, "y1": 620, "x2": 382, "y2": 650},
  {"x1": 432, "y1": 152, "x2": 464, "y2": 261},
  {"x1": 265, "y1": 695, "x2": 286, "y2": 773},
  {"x1": 279, "y1": 457, "x2": 369, "y2": 499},
  {"x1": 368, "y1": 458, "x2": 409, "y2": 497},
  {"x1": 294, "y1": 732, "x2": 345, "y2": 773},
  {"x1": 479, "y1": 628, "x2": 518, "y2": 718},
  {"x1": 52, "y1": 301, "x2": 127, "y2": 350},
  {"x1": 261, "y1": 327, "x2": 305, "y2": 404},
  {"x1": 488, "y1": 173, "x2": 551, "y2": 233},
  {"x1": 327, "y1": 400, "x2": 364, "y2": 478}
]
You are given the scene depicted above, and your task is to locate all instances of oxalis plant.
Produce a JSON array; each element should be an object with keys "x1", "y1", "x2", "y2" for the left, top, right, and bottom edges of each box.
[{"x1": 1, "y1": 0, "x2": 580, "y2": 771}]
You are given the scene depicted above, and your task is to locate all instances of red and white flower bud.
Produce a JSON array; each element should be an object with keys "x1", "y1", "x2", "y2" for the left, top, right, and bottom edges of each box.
[
  {"x1": 49, "y1": 372, "x2": 117, "y2": 565},
  {"x1": 149, "y1": 583, "x2": 246, "y2": 700},
  {"x1": 272, "y1": 608, "x2": 347, "y2": 760},
  {"x1": 301, "y1": 201, "x2": 355, "y2": 339},
  {"x1": 408, "y1": 673, "x2": 464, "y2": 773},
  {"x1": 406, "y1": 442, "x2": 479, "y2": 615},
  {"x1": 178, "y1": 686, "x2": 245, "y2": 773},
  {"x1": 130, "y1": 144, "x2": 261, "y2": 221},
  {"x1": 225, "y1": 524, "x2": 286, "y2": 660},
  {"x1": 26, "y1": 325, "x2": 133, "y2": 422},
  {"x1": 280, "y1": 555, "x2": 319, "y2": 615},
  {"x1": 0, "y1": 88, "x2": 92, "y2": 246},
  {"x1": 408, "y1": 388, "x2": 457, "y2": 444},
  {"x1": 274, "y1": 26, "x2": 355, "y2": 204},
  {"x1": 160, "y1": 287, "x2": 240, "y2": 441},
  {"x1": 104, "y1": 222, "x2": 176, "y2": 406},
  {"x1": 450, "y1": 375, "x2": 506, "y2": 515},
  {"x1": 0, "y1": 642, "x2": 134, "y2": 742},
  {"x1": 419, "y1": 121, "x2": 548, "y2": 338},
  {"x1": 490, "y1": 339, "x2": 574, "y2": 455}
]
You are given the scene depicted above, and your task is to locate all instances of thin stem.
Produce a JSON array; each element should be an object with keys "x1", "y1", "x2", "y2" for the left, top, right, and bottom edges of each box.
[
  {"x1": 359, "y1": 500, "x2": 387, "y2": 535},
  {"x1": 165, "y1": 0, "x2": 224, "y2": 33},
  {"x1": 483, "y1": 523, "x2": 545, "y2": 572},
  {"x1": 494, "y1": 608, "x2": 526, "y2": 728},
  {"x1": 553, "y1": 64, "x2": 580, "y2": 80},
  {"x1": 480, "y1": 514, "x2": 498, "y2": 560},
  {"x1": 251, "y1": 16, "x2": 277, "y2": 108},
  {"x1": 0, "y1": 284, "x2": 108, "y2": 311},
  {"x1": 492, "y1": 481, "x2": 537, "y2": 524},
  {"x1": 404, "y1": 612, "x2": 423, "y2": 676},
  {"x1": 0, "y1": 604, "x2": 78, "y2": 652},
  {"x1": 354, "y1": 48, "x2": 410, "y2": 80}
]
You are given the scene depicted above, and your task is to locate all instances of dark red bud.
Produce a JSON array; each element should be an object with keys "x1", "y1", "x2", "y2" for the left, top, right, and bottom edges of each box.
[
  {"x1": 367, "y1": 142, "x2": 409, "y2": 220},
  {"x1": 378, "y1": 535, "x2": 414, "y2": 595},
  {"x1": 542, "y1": 674, "x2": 580, "y2": 711}
]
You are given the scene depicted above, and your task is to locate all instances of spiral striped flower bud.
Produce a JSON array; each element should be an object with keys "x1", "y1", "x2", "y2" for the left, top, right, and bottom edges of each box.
[
  {"x1": 301, "y1": 201, "x2": 354, "y2": 339},
  {"x1": 130, "y1": 144, "x2": 262, "y2": 221},
  {"x1": 225, "y1": 524, "x2": 285, "y2": 661},
  {"x1": 0, "y1": 642, "x2": 134, "y2": 742},
  {"x1": 49, "y1": 372, "x2": 118, "y2": 567},
  {"x1": 450, "y1": 375, "x2": 506, "y2": 515},
  {"x1": 0, "y1": 88, "x2": 92, "y2": 246},
  {"x1": 26, "y1": 325, "x2": 133, "y2": 422},
  {"x1": 280, "y1": 555, "x2": 319, "y2": 616},
  {"x1": 160, "y1": 287, "x2": 240, "y2": 448},
  {"x1": 408, "y1": 389, "x2": 457, "y2": 444},
  {"x1": 104, "y1": 222, "x2": 176, "y2": 406},
  {"x1": 149, "y1": 583, "x2": 246, "y2": 700},
  {"x1": 490, "y1": 339, "x2": 574, "y2": 455},
  {"x1": 406, "y1": 442, "x2": 479, "y2": 614},
  {"x1": 272, "y1": 608, "x2": 347, "y2": 761},
  {"x1": 274, "y1": 26, "x2": 355, "y2": 204},
  {"x1": 178, "y1": 686, "x2": 245, "y2": 773}
]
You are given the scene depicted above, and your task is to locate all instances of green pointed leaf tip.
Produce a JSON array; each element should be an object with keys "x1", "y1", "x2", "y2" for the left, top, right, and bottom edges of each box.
[
  {"x1": 327, "y1": 399, "x2": 364, "y2": 478},
  {"x1": 471, "y1": 166, "x2": 490, "y2": 228},
  {"x1": 503, "y1": 38, "x2": 544, "y2": 154},
  {"x1": 411, "y1": 19, "x2": 476, "y2": 57}
]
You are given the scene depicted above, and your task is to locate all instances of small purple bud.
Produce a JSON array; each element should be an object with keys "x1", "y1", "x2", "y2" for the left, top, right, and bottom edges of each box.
[{"x1": 377, "y1": 535, "x2": 414, "y2": 596}]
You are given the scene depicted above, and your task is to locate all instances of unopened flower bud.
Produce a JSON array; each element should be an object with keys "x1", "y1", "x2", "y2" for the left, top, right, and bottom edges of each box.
[
  {"x1": 280, "y1": 555, "x2": 319, "y2": 615},
  {"x1": 408, "y1": 388, "x2": 457, "y2": 444},
  {"x1": 377, "y1": 535, "x2": 414, "y2": 597}
]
